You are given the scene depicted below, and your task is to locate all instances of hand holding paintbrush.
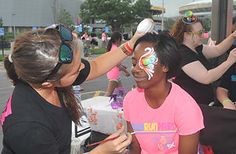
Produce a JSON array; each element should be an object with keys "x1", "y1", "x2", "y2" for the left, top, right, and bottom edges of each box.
[{"x1": 87, "y1": 127, "x2": 133, "y2": 154}]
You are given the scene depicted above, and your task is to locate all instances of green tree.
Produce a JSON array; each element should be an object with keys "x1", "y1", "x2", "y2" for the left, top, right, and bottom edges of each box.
[
  {"x1": 133, "y1": 0, "x2": 152, "y2": 23},
  {"x1": 57, "y1": 9, "x2": 74, "y2": 26},
  {"x1": 80, "y1": 0, "x2": 151, "y2": 31},
  {"x1": 201, "y1": 18, "x2": 211, "y2": 32}
]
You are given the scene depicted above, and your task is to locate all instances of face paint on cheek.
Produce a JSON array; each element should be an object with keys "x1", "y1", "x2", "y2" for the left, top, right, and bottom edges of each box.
[{"x1": 138, "y1": 47, "x2": 158, "y2": 80}]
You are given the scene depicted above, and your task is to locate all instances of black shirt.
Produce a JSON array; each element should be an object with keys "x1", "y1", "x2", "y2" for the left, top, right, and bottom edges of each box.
[
  {"x1": 1, "y1": 59, "x2": 90, "y2": 154},
  {"x1": 218, "y1": 63, "x2": 236, "y2": 102},
  {"x1": 173, "y1": 44, "x2": 214, "y2": 105}
]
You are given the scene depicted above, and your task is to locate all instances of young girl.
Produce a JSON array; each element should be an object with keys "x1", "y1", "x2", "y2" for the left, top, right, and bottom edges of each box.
[
  {"x1": 105, "y1": 31, "x2": 130, "y2": 96},
  {"x1": 123, "y1": 33, "x2": 204, "y2": 154}
]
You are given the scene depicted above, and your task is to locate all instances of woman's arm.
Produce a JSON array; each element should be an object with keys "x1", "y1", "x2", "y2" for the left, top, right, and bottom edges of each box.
[
  {"x1": 126, "y1": 122, "x2": 141, "y2": 154},
  {"x1": 216, "y1": 87, "x2": 236, "y2": 110},
  {"x1": 202, "y1": 31, "x2": 236, "y2": 59},
  {"x1": 182, "y1": 48, "x2": 236, "y2": 84},
  {"x1": 86, "y1": 32, "x2": 142, "y2": 81},
  {"x1": 178, "y1": 132, "x2": 200, "y2": 154}
]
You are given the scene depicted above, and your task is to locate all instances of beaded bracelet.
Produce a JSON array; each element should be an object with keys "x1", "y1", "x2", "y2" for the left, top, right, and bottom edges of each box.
[
  {"x1": 222, "y1": 98, "x2": 232, "y2": 105},
  {"x1": 120, "y1": 42, "x2": 133, "y2": 56}
]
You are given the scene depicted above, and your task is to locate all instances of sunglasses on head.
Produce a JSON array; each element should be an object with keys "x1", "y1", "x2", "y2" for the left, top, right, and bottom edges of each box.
[{"x1": 43, "y1": 24, "x2": 73, "y2": 81}]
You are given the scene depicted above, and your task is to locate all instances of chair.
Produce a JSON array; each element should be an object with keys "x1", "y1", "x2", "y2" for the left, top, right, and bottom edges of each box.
[
  {"x1": 199, "y1": 104, "x2": 236, "y2": 154},
  {"x1": 71, "y1": 115, "x2": 91, "y2": 154}
]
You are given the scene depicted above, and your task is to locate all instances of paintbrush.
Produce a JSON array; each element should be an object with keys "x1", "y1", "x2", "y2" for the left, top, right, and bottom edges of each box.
[{"x1": 86, "y1": 132, "x2": 136, "y2": 147}]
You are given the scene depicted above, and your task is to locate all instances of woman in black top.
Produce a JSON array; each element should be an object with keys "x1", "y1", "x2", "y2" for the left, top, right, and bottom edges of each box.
[
  {"x1": 171, "y1": 11, "x2": 236, "y2": 105},
  {"x1": 1, "y1": 24, "x2": 143, "y2": 154}
]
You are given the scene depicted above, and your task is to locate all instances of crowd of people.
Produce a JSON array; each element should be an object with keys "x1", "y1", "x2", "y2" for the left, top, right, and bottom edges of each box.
[{"x1": 2, "y1": 10, "x2": 236, "y2": 154}]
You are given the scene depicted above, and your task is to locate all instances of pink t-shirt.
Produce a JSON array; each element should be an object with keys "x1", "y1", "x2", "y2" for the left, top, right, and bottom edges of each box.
[
  {"x1": 107, "y1": 44, "x2": 120, "y2": 80},
  {"x1": 123, "y1": 82, "x2": 204, "y2": 154}
]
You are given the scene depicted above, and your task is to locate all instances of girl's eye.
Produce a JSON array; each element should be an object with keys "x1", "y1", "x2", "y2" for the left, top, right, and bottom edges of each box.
[
  {"x1": 132, "y1": 63, "x2": 136, "y2": 67},
  {"x1": 142, "y1": 59, "x2": 149, "y2": 66}
]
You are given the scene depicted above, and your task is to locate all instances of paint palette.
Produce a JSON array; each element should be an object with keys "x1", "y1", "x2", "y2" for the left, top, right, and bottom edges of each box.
[{"x1": 136, "y1": 18, "x2": 155, "y2": 33}]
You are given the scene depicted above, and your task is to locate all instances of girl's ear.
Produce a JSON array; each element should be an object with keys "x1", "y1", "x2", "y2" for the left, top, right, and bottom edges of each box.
[{"x1": 162, "y1": 65, "x2": 169, "y2": 73}]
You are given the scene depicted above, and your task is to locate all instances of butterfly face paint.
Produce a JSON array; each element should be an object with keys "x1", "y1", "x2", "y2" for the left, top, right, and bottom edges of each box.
[{"x1": 138, "y1": 47, "x2": 158, "y2": 80}]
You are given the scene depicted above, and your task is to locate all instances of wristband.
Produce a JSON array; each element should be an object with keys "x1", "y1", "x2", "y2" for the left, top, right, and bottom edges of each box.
[
  {"x1": 125, "y1": 42, "x2": 133, "y2": 53},
  {"x1": 120, "y1": 42, "x2": 133, "y2": 56},
  {"x1": 222, "y1": 98, "x2": 232, "y2": 105}
]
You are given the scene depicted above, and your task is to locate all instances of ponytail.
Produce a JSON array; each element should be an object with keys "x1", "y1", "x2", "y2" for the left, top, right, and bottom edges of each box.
[
  {"x1": 57, "y1": 87, "x2": 83, "y2": 124},
  {"x1": 4, "y1": 55, "x2": 19, "y2": 85},
  {"x1": 106, "y1": 31, "x2": 122, "y2": 52},
  {"x1": 106, "y1": 39, "x2": 112, "y2": 52}
]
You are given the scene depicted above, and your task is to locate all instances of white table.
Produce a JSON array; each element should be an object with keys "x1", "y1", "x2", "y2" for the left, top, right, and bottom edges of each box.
[{"x1": 81, "y1": 96, "x2": 126, "y2": 135}]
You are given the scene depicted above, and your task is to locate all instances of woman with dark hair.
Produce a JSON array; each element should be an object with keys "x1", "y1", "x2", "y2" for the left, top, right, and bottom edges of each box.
[
  {"x1": 123, "y1": 33, "x2": 204, "y2": 153},
  {"x1": 105, "y1": 31, "x2": 130, "y2": 96},
  {"x1": 1, "y1": 23, "x2": 143, "y2": 154},
  {"x1": 171, "y1": 11, "x2": 236, "y2": 105}
]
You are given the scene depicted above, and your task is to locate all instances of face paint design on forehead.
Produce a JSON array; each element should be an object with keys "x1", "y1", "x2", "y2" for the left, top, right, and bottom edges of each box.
[{"x1": 138, "y1": 47, "x2": 158, "y2": 80}]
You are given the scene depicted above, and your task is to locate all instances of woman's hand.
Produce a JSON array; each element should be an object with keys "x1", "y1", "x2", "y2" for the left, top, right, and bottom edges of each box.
[
  {"x1": 226, "y1": 48, "x2": 236, "y2": 65},
  {"x1": 128, "y1": 18, "x2": 154, "y2": 49},
  {"x1": 223, "y1": 101, "x2": 236, "y2": 110},
  {"x1": 231, "y1": 30, "x2": 236, "y2": 39},
  {"x1": 91, "y1": 126, "x2": 132, "y2": 154}
]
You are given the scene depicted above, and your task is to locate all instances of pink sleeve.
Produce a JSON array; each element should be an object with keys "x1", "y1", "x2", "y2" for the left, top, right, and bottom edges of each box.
[{"x1": 175, "y1": 97, "x2": 204, "y2": 135}]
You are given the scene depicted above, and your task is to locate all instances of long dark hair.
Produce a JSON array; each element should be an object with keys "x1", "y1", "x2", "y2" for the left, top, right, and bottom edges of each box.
[
  {"x1": 4, "y1": 29, "x2": 83, "y2": 124},
  {"x1": 106, "y1": 31, "x2": 122, "y2": 52}
]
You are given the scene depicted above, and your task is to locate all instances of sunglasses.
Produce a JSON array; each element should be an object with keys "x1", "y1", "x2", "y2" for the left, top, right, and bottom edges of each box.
[
  {"x1": 43, "y1": 24, "x2": 73, "y2": 81},
  {"x1": 188, "y1": 29, "x2": 205, "y2": 36}
]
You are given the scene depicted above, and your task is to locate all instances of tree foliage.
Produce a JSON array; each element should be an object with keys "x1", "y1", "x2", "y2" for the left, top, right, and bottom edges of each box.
[
  {"x1": 201, "y1": 18, "x2": 211, "y2": 32},
  {"x1": 80, "y1": 0, "x2": 151, "y2": 31},
  {"x1": 57, "y1": 9, "x2": 74, "y2": 26},
  {"x1": 133, "y1": 0, "x2": 152, "y2": 23}
]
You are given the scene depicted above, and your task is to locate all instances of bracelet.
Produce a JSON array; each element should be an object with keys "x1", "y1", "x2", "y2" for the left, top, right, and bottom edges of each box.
[
  {"x1": 120, "y1": 42, "x2": 133, "y2": 56},
  {"x1": 222, "y1": 98, "x2": 232, "y2": 105},
  {"x1": 125, "y1": 42, "x2": 133, "y2": 53}
]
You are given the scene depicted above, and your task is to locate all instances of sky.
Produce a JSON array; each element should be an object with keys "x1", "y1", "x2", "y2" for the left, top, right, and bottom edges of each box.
[{"x1": 150, "y1": 0, "x2": 206, "y2": 17}]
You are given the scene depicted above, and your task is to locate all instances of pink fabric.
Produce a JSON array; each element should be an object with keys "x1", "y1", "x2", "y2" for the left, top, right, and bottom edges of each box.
[
  {"x1": 1, "y1": 96, "x2": 13, "y2": 125},
  {"x1": 107, "y1": 44, "x2": 120, "y2": 80},
  {"x1": 123, "y1": 82, "x2": 204, "y2": 154}
]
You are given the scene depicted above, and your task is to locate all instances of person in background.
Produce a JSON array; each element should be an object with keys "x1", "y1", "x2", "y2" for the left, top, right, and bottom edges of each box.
[
  {"x1": 101, "y1": 31, "x2": 107, "y2": 48},
  {"x1": 81, "y1": 31, "x2": 90, "y2": 40},
  {"x1": 216, "y1": 16, "x2": 236, "y2": 110},
  {"x1": 105, "y1": 31, "x2": 130, "y2": 96},
  {"x1": 123, "y1": 33, "x2": 204, "y2": 154},
  {"x1": 1, "y1": 23, "x2": 143, "y2": 154},
  {"x1": 90, "y1": 32, "x2": 98, "y2": 49},
  {"x1": 171, "y1": 11, "x2": 236, "y2": 105}
]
